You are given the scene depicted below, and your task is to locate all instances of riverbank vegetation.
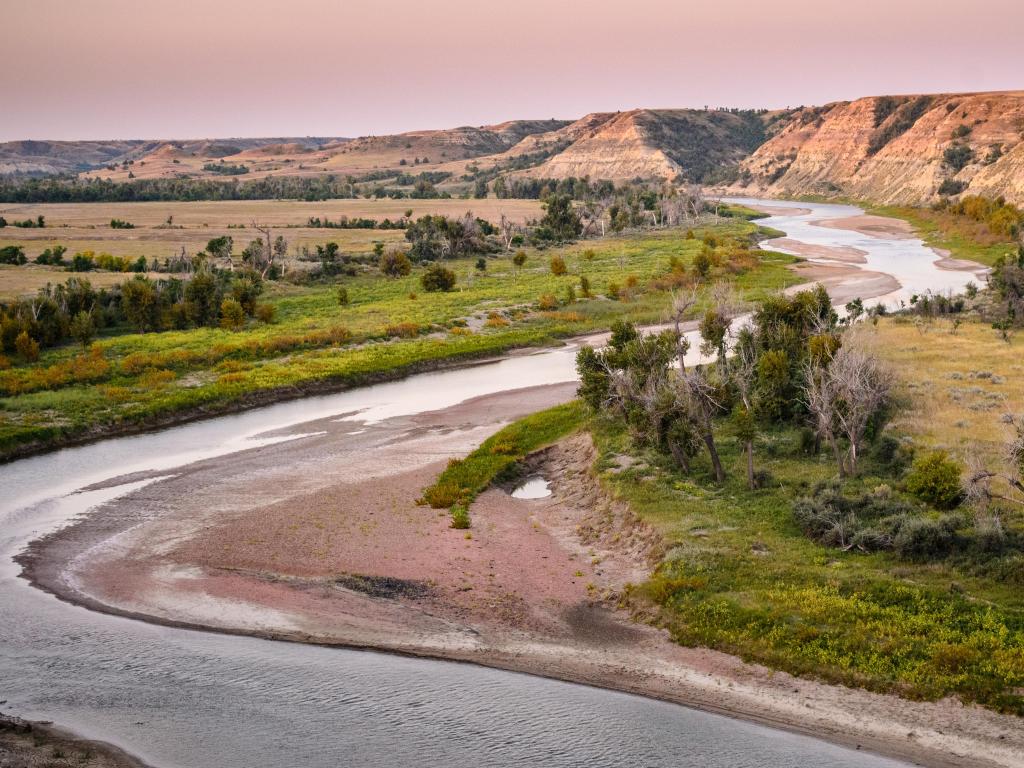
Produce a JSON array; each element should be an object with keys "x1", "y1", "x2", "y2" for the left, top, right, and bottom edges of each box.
[
  {"x1": 0, "y1": 215, "x2": 799, "y2": 460},
  {"x1": 577, "y1": 288, "x2": 1024, "y2": 712},
  {"x1": 872, "y1": 194, "x2": 1023, "y2": 267},
  {"x1": 444, "y1": 307, "x2": 1024, "y2": 714},
  {"x1": 421, "y1": 401, "x2": 585, "y2": 528}
]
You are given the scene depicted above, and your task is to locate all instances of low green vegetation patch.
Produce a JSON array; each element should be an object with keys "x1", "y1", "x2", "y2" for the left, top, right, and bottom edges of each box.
[
  {"x1": 872, "y1": 195, "x2": 1022, "y2": 268},
  {"x1": 600, "y1": 415, "x2": 1024, "y2": 714},
  {"x1": 421, "y1": 400, "x2": 585, "y2": 511}
]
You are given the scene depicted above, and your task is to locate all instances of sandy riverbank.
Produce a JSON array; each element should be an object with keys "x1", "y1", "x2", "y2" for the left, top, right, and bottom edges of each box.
[
  {"x1": 17, "y1": 384, "x2": 1024, "y2": 768},
  {"x1": 767, "y1": 237, "x2": 868, "y2": 264},
  {"x1": 815, "y1": 214, "x2": 915, "y2": 239},
  {"x1": 0, "y1": 715, "x2": 147, "y2": 768}
]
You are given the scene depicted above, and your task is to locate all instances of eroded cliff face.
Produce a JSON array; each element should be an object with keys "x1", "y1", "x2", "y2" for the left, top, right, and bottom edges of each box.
[
  {"x1": 518, "y1": 108, "x2": 772, "y2": 184},
  {"x1": 733, "y1": 92, "x2": 1024, "y2": 205}
]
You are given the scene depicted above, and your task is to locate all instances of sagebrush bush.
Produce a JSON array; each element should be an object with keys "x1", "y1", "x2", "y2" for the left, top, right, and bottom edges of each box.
[
  {"x1": 905, "y1": 449, "x2": 963, "y2": 509},
  {"x1": 893, "y1": 514, "x2": 963, "y2": 561}
]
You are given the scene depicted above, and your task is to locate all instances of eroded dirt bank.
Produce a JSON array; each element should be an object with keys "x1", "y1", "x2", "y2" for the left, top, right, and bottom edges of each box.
[{"x1": 18, "y1": 385, "x2": 1024, "y2": 768}]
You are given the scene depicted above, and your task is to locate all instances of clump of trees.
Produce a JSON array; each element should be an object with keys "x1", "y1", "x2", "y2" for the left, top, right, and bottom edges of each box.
[
  {"x1": 404, "y1": 213, "x2": 495, "y2": 261},
  {"x1": 577, "y1": 286, "x2": 846, "y2": 487},
  {"x1": 0, "y1": 263, "x2": 275, "y2": 359}
]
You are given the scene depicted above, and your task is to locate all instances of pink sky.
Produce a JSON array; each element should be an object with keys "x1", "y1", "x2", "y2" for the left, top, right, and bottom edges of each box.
[{"x1": 4, "y1": 0, "x2": 1023, "y2": 141}]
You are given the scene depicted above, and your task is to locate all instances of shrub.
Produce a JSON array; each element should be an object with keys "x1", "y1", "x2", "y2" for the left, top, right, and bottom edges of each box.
[
  {"x1": 450, "y1": 503, "x2": 471, "y2": 529},
  {"x1": 336, "y1": 286, "x2": 350, "y2": 306},
  {"x1": 549, "y1": 255, "x2": 567, "y2": 276},
  {"x1": 219, "y1": 298, "x2": 246, "y2": 330},
  {"x1": 938, "y1": 179, "x2": 968, "y2": 197},
  {"x1": 537, "y1": 294, "x2": 558, "y2": 311},
  {"x1": 255, "y1": 304, "x2": 276, "y2": 324},
  {"x1": 905, "y1": 450, "x2": 963, "y2": 509},
  {"x1": 379, "y1": 251, "x2": 412, "y2": 277},
  {"x1": 893, "y1": 514, "x2": 962, "y2": 562},
  {"x1": 15, "y1": 331, "x2": 39, "y2": 362},
  {"x1": 0, "y1": 245, "x2": 26, "y2": 265},
  {"x1": 385, "y1": 322, "x2": 421, "y2": 339},
  {"x1": 943, "y1": 144, "x2": 975, "y2": 173},
  {"x1": 579, "y1": 275, "x2": 591, "y2": 297},
  {"x1": 421, "y1": 264, "x2": 456, "y2": 292}
]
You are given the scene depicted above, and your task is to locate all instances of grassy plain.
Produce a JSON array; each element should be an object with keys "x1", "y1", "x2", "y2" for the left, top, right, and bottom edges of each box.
[
  {"x1": 0, "y1": 199, "x2": 546, "y2": 280},
  {"x1": 0, "y1": 219, "x2": 801, "y2": 459}
]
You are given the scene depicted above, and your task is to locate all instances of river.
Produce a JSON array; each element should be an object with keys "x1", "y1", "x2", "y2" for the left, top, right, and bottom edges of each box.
[{"x1": 1, "y1": 200, "x2": 975, "y2": 767}]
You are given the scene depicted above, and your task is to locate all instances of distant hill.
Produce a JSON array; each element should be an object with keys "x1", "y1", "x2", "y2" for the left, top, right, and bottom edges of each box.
[{"x1": 4, "y1": 92, "x2": 1024, "y2": 205}]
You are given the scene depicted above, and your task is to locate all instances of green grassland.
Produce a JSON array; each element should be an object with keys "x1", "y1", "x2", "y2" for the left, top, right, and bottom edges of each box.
[{"x1": 0, "y1": 219, "x2": 801, "y2": 459}]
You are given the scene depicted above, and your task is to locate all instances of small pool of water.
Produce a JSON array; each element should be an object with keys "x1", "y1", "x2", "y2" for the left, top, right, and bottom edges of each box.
[{"x1": 511, "y1": 476, "x2": 552, "y2": 499}]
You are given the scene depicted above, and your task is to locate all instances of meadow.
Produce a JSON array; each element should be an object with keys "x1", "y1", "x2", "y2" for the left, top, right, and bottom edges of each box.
[
  {"x1": 0, "y1": 217, "x2": 800, "y2": 459},
  {"x1": 0, "y1": 198, "x2": 545, "y2": 280}
]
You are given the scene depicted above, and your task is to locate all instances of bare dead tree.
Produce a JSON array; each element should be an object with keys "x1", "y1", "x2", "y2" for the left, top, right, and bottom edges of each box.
[
  {"x1": 579, "y1": 198, "x2": 610, "y2": 238},
  {"x1": 964, "y1": 415, "x2": 1024, "y2": 512},
  {"x1": 803, "y1": 357, "x2": 845, "y2": 477},
  {"x1": 830, "y1": 339, "x2": 893, "y2": 476},
  {"x1": 732, "y1": 333, "x2": 759, "y2": 489},
  {"x1": 498, "y1": 212, "x2": 518, "y2": 251},
  {"x1": 669, "y1": 287, "x2": 699, "y2": 371}
]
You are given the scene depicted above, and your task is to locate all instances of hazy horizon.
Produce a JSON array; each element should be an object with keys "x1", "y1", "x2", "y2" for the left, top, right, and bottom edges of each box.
[{"x1": 5, "y1": 0, "x2": 1024, "y2": 142}]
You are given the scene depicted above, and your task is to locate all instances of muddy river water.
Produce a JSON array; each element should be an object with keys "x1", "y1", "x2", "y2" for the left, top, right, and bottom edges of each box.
[{"x1": 0, "y1": 201, "x2": 974, "y2": 767}]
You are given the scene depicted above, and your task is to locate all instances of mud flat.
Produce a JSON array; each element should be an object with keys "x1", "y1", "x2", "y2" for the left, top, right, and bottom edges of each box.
[{"x1": 17, "y1": 386, "x2": 1024, "y2": 768}]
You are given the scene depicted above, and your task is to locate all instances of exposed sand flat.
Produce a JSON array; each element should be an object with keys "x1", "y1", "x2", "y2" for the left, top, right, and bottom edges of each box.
[
  {"x1": 745, "y1": 203, "x2": 814, "y2": 217},
  {"x1": 767, "y1": 237, "x2": 869, "y2": 263},
  {"x1": 786, "y1": 261, "x2": 900, "y2": 304},
  {"x1": 19, "y1": 385, "x2": 1024, "y2": 768},
  {"x1": 814, "y1": 215, "x2": 915, "y2": 240}
]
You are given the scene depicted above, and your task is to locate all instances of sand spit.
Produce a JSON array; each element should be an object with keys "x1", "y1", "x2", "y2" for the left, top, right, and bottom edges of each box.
[
  {"x1": 768, "y1": 237, "x2": 869, "y2": 264},
  {"x1": 814, "y1": 215, "x2": 915, "y2": 240}
]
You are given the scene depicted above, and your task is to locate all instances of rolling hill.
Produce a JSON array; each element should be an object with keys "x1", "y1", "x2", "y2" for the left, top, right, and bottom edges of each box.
[{"x1": 3, "y1": 91, "x2": 1024, "y2": 205}]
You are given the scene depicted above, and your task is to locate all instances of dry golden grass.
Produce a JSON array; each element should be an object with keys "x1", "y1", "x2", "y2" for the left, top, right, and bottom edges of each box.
[
  {"x1": 0, "y1": 199, "x2": 545, "y2": 264},
  {"x1": 0, "y1": 264, "x2": 143, "y2": 300},
  {"x1": 875, "y1": 317, "x2": 1024, "y2": 462}
]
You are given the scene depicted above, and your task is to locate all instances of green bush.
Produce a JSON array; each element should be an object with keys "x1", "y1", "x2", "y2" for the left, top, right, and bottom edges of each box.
[
  {"x1": 450, "y1": 503, "x2": 471, "y2": 529},
  {"x1": 421, "y1": 264, "x2": 457, "y2": 292},
  {"x1": 905, "y1": 450, "x2": 963, "y2": 509}
]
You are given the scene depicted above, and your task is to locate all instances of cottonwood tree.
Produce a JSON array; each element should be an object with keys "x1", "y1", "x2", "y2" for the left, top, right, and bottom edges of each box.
[
  {"x1": 675, "y1": 368, "x2": 726, "y2": 482},
  {"x1": 731, "y1": 328, "x2": 759, "y2": 488}
]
